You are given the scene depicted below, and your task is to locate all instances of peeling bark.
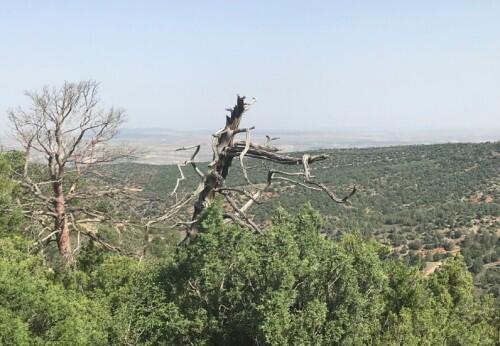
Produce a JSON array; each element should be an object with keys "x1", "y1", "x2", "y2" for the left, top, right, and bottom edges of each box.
[
  {"x1": 53, "y1": 181, "x2": 74, "y2": 263},
  {"x1": 192, "y1": 96, "x2": 250, "y2": 222}
]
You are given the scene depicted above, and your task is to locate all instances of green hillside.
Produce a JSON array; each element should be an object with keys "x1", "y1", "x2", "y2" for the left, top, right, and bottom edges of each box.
[{"x1": 110, "y1": 142, "x2": 500, "y2": 297}]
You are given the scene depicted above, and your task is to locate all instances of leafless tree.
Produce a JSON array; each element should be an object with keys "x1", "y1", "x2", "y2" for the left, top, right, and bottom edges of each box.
[
  {"x1": 8, "y1": 80, "x2": 132, "y2": 264},
  {"x1": 151, "y1": 95, "x2": 356, "y2": 243}
]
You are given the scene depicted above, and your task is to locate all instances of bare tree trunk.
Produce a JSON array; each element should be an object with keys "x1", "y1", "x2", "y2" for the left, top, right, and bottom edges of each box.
[
  {"x1": 53, "y1": 181, "x2": 74, "y2": 264},
  {"x1": 191, "y1": 96, "x2": 247, "y2": 229}
]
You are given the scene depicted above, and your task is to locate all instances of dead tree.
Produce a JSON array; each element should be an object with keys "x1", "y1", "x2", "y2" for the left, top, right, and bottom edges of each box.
[
  {"x1": 8, "y1": 80, "x2": 132, "y2": 264},
  {"x1": 162, "y1": 95, "x2": 356, "y2": 241}
]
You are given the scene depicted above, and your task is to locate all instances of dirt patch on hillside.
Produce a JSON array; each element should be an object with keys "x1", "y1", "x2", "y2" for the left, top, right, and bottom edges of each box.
[{"x1": 423, "y1": 261, "x2": 443, "y2": 276}]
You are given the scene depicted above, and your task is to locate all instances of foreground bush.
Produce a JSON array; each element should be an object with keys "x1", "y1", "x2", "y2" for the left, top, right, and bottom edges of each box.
[
  {"x1": 129, "y1": 203, "x2": 499, "y2": 345},
  {"x1": 0, "y1": 236, "x2": 112, "y2": 345}
]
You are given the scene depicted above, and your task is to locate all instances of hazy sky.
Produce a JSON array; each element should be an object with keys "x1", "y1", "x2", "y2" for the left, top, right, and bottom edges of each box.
[{"x1": 1, "y1": 1, "x2": 499, "y2": 133}]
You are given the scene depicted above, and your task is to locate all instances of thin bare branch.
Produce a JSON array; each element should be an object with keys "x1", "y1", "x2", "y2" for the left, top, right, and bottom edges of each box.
[{"x1": 221, "y1": 192, "x2": 263, "y2": 234}]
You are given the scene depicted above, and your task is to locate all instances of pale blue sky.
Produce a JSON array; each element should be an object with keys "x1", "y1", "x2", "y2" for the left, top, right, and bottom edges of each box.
[{"x1": 1, "y1": 1, "x2": 499, "y2": 132}]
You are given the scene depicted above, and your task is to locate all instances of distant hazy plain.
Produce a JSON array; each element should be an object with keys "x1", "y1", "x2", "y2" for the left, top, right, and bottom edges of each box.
[{"x1": 113, "y1": 128, "x2": 500, "y2": 165}]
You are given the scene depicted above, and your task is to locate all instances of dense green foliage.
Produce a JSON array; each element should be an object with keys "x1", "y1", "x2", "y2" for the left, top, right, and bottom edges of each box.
[
  {"x1": 0, "y1": 152, "x2": 23, "y2": 232},
  {"x1": 126, "y1": 203, "x2": 498, "y2": 345},
  {"x1": 0, "y1": 236, "x2": 115, "y2": 344},
  {"x1": 1, "y1": 144, "x2": 499, "y2": 345},
  {"x1": 1, "y1": 205, "x2": 498, "y2": 343}
]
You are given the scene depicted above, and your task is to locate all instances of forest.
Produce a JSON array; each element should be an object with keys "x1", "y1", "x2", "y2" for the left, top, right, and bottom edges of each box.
[
  {"x1": 108, "y1": 141, "x2": 500, "y2": 300},
  {"x1": 0, "y1": 82, "x2": 499, "y2": 345}
]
